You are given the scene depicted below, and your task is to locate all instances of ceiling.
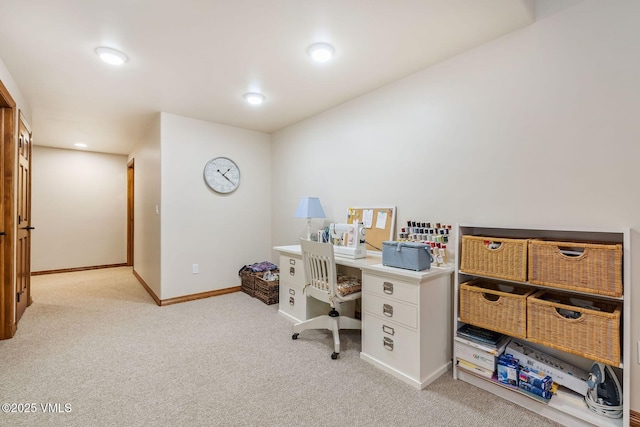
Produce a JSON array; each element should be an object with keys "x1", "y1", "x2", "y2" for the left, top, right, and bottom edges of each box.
[{"x1": 0, "y1": 0, "x2": 535, "y2": 155}]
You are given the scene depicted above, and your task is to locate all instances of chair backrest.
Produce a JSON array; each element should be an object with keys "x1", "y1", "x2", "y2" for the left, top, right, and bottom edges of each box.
[{"x1": 300, "y1": 239, "x2": 338, "y2": 304}]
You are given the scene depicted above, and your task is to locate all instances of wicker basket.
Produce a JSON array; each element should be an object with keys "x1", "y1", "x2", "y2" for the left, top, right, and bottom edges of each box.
[
  {"x1": 528, "y1": 240, "x2": 623, "y2": 297},
  {"x1": 254, "y1": 271, "x2": 279, "y2": 305},
  {"x1": 459, "y1": 279, "x2": 535, "y2": 339},
  {"x1": 527, "y1": 290, "x2": 621, "y2": 366},
  {"x1": 240, "y1": 270, "x2": 256, "y2": 297},
  {"x1": 461, "y1": 236, "x2": 528, "y2": 282}
]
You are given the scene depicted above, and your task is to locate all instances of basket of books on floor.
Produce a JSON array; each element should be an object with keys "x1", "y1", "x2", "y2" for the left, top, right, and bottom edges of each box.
[
  {"x1": 254, "y1": 270, "x2": 279, "y2": 305},
  {"x1": 239, "y1": 270, "x2": 256, "y2": 297},
  {"x1": 238, "y1": 261, "x2": 279, "y2": 299}
]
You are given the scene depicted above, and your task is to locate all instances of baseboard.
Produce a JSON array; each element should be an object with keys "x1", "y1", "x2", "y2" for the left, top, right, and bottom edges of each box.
[
  {"x1": 159, "y1": 286, "x2": 241, "y2": 306},
  {"x1": 32, "y1": 263, "x2": 128, "y2": 275},
  {"x1": 132, "y1": 269, "x2": 240, "y2": 306},
  {"x1": 631, "y1": 410, "x2": 640, "y2": 427},
  {"x1": 132, "y1": 269, "x2": 161, "y2": 305}
]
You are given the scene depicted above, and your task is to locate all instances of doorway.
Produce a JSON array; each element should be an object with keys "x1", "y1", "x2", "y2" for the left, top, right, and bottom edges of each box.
[{"x1": 0, "y1": 78, "x2": 16, "y2": 339}]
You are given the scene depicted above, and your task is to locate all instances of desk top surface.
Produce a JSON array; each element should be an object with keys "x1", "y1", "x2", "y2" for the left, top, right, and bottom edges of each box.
[{"x1": 274, "y1": 245, "x2": 452, "y2": 283}]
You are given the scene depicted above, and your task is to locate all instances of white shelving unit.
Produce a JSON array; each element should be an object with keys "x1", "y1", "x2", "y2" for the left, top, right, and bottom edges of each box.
[{"x1": 452, "y1": 224, "x2": 630, "y2": 427}]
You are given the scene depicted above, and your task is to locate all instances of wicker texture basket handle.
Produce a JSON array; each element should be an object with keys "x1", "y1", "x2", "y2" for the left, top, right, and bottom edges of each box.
[
  {"x1": 483, "y1": 240, "x2": 503, "y2": 252},
  {"x1": 481, "y1": 292, "x2": 503, "y2": 304},
  {"x1": 552, "y1": 307, "x2": 586, "y2": 323},
  {"x1": 556, "y1": 246, "x2": 588, "y2": 261}
]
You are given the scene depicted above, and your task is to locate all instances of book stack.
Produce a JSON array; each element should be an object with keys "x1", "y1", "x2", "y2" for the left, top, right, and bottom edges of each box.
[{"x1": 455, "y1": 324, "x2": 511, "y2": 379}]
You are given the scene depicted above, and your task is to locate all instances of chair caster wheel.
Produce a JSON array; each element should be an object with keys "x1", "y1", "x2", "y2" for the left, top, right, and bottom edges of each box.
[
  {"x1": 292, "y1": 333, "x2": 299, "y2": 340},
  {"x1": 331, "y1": 352, "x2": 339, "y2": 360}
]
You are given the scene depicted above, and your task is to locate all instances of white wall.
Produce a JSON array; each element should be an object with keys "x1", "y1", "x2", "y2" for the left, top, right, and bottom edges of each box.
[
  {"x1": 0, "y1": 56, "x2": 30, "y2": 124},
  {"x1": 130, "y1": 115, "x2": 162, "y2": 297},
  {"x1": 271, "y1": 0, "x2": 640, "y2": 410},
  {"x1": 31, "y1": 146, "x2": 128, "y2": 271},
  {"x1": 160, "y1": 113, "x2": 271, "y2": 300}
]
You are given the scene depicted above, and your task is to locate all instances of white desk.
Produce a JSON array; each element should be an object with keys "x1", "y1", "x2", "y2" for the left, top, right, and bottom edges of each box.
[{"x1": 274, "y1": 245, "x2": 453, "y2": 389}]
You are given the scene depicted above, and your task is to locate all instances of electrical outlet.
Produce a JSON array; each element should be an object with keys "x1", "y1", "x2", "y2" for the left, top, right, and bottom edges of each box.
[{"x1": 192, "y1": 264, "x2": 199, "y2": 274}]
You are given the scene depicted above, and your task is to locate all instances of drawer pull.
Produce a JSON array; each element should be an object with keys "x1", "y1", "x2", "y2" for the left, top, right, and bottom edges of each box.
[
  {"x1": 289, "y1": 297, "x2": 295, "y2": 306},
  {"x1": 383, "y1": 303, "x2": 393, "y2": 317},
  {"x1": 383, "y1": 337, "x2": 394, "y2": 351},
  {"x1": 289, "y1": 288, "x2": 295, "y2": 296},
  {"x1": 383, "y1": 281, "x2": 394, "y2": 294},
  {"x1": 290, "y1": 266, "x2": 295, "y2": 276},
  {"x1": 382, "y1": 324, "x2": 395, "y2": 336},
  {"x1": 289, "y1": 258, "x2": 296, "y2": 265}
]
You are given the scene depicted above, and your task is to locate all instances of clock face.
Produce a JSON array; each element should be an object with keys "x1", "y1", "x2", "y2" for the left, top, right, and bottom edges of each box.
[{"x1": 203, "y1": 157, "x2": 240, "y2": 194}]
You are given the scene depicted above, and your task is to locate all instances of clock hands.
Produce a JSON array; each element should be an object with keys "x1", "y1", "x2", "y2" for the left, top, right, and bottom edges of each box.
[{"x1": 217, "y1": 168, "x2": 235, "y2": 184}]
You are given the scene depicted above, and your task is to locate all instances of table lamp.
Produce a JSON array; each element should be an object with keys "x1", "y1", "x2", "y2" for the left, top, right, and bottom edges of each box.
[{"x1": 294, "y1": 197, "x2": 326, "y2": 240}]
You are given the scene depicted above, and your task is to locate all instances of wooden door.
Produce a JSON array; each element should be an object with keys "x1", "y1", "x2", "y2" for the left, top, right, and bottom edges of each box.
[{"x1": 16, "y1": 113, "x2": 31, "y2": 322}]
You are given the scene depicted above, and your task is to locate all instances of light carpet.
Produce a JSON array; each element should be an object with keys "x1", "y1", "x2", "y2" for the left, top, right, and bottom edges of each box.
[{"x1": 0, "y1": 267, "x2": 562, "y2": 427}]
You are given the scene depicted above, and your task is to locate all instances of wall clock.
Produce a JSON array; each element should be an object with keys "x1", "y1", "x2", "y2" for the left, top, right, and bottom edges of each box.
[{"x1": 203, "y1": 157, "x2": 241, "y2": 194}]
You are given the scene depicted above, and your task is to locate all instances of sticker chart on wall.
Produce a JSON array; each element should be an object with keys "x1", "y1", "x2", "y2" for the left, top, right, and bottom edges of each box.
[{"x1": 347, "y1": 206, "x2": 396, "y2": 252}]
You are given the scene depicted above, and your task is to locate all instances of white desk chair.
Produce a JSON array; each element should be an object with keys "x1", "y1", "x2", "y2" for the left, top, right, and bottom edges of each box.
[{"x1": 292, "y1": 239, "x2": 362, "y2": 359}]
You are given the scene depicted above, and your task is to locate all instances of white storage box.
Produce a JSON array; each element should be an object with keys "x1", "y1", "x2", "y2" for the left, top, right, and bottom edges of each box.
[
  {"x1": 505, "y1": 339, "x2": 590, "y2": 396},
  {"x1": 454, "y1": 338, "x2": 497, "y2": 372},
  {"x1": 382, "y1": 241, "x2": 433, "y2": 271}
]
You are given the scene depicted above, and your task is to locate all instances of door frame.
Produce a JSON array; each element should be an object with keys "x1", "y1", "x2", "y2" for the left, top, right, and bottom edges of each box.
[
  {"x1": 127, "y1": 159, "x2": 134, "y2": 266},
  {"x1": 0, "y1": 79, "x2": 16, "y2": 339}
]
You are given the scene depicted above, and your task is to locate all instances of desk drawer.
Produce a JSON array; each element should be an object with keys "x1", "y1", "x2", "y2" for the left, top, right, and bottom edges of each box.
[
  {"x1": 362, "y1": 293, "x2": 417, "y2": 329},
  {"x1": 279, "y1": 255, "x2": 305, "y2": 288},
  {"x1": 362, "y1": 312, "x2": 419, "y2": 379},
  {"x1": 279, "y1": 282, "x2": 332, "y2": 323},
  {"x1": 363, "y1": 274, "x2": 418, "y2": 304},
  {"x1": 279, "y1": 283, "x2": 305, "y2": 322}
]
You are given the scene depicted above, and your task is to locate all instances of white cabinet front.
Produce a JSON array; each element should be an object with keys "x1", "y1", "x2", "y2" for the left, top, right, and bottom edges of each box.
[
  {"x1": 362, "y1": 293, "x2": 418, "y2": 329},
  {"x1": 279, "y1": 255, "x2": 305, "y2": 287},
  {"x1": 362, "y1": 312, "x2": 419, "y2": 379}
]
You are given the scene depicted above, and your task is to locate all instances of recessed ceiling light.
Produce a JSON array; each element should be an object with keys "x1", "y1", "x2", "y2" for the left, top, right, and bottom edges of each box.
[
  {"x1": 308, "y1": 43, "x2": 335, "y2": 63},
  {"x1": 243, "y1": 92, "x2": 265, "y2": 105},
  {"x1": 95, "y1": 47, "x2": 128, "y2": 66},
  {"x1": 74, "y1": 143, "x2": 87, "y2": 148}
]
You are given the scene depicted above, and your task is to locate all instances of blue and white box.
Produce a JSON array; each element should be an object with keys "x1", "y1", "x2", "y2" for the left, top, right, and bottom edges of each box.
[
  {"x1": 519, "y1": 366, "x2": 553, "y2": 399},
  {"x1": 497, "y1": 354, "x2": 519, "y2": 386}
]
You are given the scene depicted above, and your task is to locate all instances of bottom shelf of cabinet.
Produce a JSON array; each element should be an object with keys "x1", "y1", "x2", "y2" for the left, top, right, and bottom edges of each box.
[{"x1": 455, "y1": 367, "x2": 625, "y2": 427}]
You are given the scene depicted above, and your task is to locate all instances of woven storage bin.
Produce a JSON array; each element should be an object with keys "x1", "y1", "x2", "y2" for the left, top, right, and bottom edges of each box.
[
  {"x1": 459, "y1": 279, "x2": 535, "y2": 339},
  {"x1": 254, "y1": 271, "x2": 279, "y2": 305},
  {"x1": 528, "y1": 240, "x2": 623, "y2": 297},
  {"x1": 240, "y1": 270, "x2": 256, "y2": 297},
  {"x1": 527, "y1": 290, "x2": 621, "y2": 366},
  {"x1": 461, "y1": 236, "x2": 528, "y2": 282}
]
